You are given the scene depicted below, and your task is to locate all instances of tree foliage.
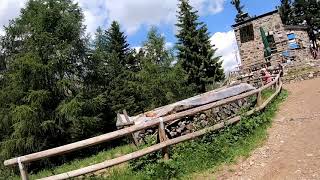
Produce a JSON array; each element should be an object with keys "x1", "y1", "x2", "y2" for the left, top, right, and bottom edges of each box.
[
  {"x1": 176, "y1": 0, "x2": 224, "y2": 93},
  {"x1": 0, "y1": 0, "x2": 89, "y2": 160},
  {"x1": 279, "y1": 0, "x2": 320, "y2": 47},
  {"x1": 103, "y1": 21, "x2": 143, "y2": 115},
  {"x1": 278, "y1": 0, "x2": 292, "y2": 25},
  {"x1": 0, "y1": 0, "x2": 224, "y2": 176},
  {"x1": 136, "y1": 27, "x2": 194, "y2": 111}
]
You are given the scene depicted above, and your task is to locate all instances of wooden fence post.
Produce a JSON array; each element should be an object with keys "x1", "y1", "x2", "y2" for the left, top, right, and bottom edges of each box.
[
  {"x1": 158, "y1": 117, "x2": 169, "y2": 160},
  {"x1": 256, "y1": 91, "x2": 263, "y2": 107},
  {"x1": 271, "y1": 79, "x2": 275, "y2": 89},
  {"x1": 260, "y1": 77, "x2": 264, "y2": 88},
  {"x1": 278, "y1": 77, "x2": 282, "y2": 87},
  {"x1": 123, "y1": 110, "x2": 139, "y2": 146},
  {"x1": 18, "y1": 157, "x2": 29, "y2": 180}
]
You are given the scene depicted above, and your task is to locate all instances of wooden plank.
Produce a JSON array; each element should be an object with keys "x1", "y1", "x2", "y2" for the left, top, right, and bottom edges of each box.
[
  {"x1": 248, "y1": 81, "x2": 282, "y2": 115},
  {"x1": 18, "y1": 158, "x2": 29, "y2": 180},
  {"x1": 4, "y1": 73, "x2": 281, "y2": 167},
  {"x1": 256, "y1": 91, "x2": 263, "y2": 107},
  {"x1": 123, "y1": 110, "x2": 139, "y2": 146},
  {"x1": 117, "y1": 121, "x2": 135, "y2": 127},
  {"x1": 158, "y1": 118, "x2": 169, "y2": 160}
]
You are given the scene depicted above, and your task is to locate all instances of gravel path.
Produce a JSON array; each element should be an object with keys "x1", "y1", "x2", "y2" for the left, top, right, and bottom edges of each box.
[{"x1": 217, "y1": 78, "x2": 320, "y2": 180}]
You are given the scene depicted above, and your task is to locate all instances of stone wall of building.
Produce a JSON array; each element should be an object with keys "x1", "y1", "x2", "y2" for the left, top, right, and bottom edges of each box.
[
  {"x1": 233, "y1": 12, "x2": 284, "y2": 69},
  {"x1": 233, "y1": 11, "x2": 311, "y2": 70},
  {"x1": 291, "y1": 29, "x2": 310, "y2": 48},
  {"x1": 286, "y1": 29, "x2": 312, "y2": 61}
]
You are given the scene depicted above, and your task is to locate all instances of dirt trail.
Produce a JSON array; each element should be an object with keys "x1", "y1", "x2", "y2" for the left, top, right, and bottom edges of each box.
[{"x1": 217, "y1": 78, "x2": 320, "y2": 180}]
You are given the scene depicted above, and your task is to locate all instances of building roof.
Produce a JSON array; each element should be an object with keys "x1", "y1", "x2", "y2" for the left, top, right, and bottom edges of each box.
[{"x1": 232, "y1": 10, "x2": 279, "y2": 28}]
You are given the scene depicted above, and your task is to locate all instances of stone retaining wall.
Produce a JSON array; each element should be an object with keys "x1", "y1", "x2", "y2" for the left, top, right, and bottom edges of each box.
[{"x1": 137, "y1": 97, "x2": 255, "y2": 143}]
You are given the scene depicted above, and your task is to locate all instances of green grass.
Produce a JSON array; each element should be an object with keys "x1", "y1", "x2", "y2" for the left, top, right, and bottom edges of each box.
[
  {"x1": 26, "y1": 90, "x2": 288, "y2": 180},
  {"x1": 18, "y1": 145, "x2": 137, "y2": 180},
  {"x1": 261, "y1": 88, "x2": 276, "y2": 100},
  {"x1": 286, "y1": 66, "x2": 319, "y2": 77}
]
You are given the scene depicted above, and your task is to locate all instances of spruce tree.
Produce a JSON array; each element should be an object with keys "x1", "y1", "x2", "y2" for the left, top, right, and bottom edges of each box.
[
  {"x1": 0, "y1": 43, "x2": 6, "y2": 72},
  {"x1": 106, "y1": 21, "x2": 131, "y2": 67},
  {"x1": 77, "y1": 22, "x2": 140, "y2": 136},
  {"x1": 137, "y1": 27, "x2": 193, "y2": 110},
  {"x1": 278, "y1": 0, "x2": 292, "y2": 25},
  {"x1": 176, "y1": 0, "x2": 224, "y2": 93},
  {"x1": 143, "y1": 27, "x2": 170, "y2": 65},
  {"x1": 104, "y1": 21, "x2": 142, "y2": 115},
  {"x1": 84, "y1": 27, "x2": 110, "y2": 92},
  {"x1": 0, "y1": 0, "x2": 87, "y2": 160},
  {"x1": 95, "y1": 27, "x2": 108, "y2": 51}
]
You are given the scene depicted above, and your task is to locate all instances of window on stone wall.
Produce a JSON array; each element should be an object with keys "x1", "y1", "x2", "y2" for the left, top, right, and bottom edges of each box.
[{"x1": 240, "y1": 24, "x2": 254, "y2": 43}]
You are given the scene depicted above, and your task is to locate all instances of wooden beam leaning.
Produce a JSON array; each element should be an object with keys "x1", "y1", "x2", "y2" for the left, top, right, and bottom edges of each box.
[
  {"x1": 256, "y1": 91, "x2": 263, "y2": 107},
  {"x1": 18, "y1": 157, "x2": 29, "y2": 180},
  {"x1": 4, "y1": 73, "x2": 281, "y2": 167},
  {"x1": 158, "y1": 117, "x2": 169, "y2": 160},
  {"x1": 123, "y1": 110, "x2": 139, "y2": 146}
]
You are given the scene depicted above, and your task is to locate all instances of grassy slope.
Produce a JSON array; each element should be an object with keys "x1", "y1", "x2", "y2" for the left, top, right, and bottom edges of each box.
[
  {"x1": 20, "y1": 145, "x2": 137, "y2": 180},
  {"x1": 286, "y1": 66, "x2": 319, "y2": 77},
  {"x1": 27, "y1": 89, "x2": 287, "y2": 180}
]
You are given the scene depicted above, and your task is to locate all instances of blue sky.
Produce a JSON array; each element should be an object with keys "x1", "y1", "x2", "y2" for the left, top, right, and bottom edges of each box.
[
  {"x1": 127, "y1": 0, "x2": 281, "y2": 47},
  {"x1": 0, "y1": 0, "x2": 282, "y2": 71}
]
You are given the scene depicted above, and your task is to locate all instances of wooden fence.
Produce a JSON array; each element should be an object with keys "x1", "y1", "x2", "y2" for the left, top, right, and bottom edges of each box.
[{"x1": 4, "y1": 73, "x2": 283, "y2": 180}]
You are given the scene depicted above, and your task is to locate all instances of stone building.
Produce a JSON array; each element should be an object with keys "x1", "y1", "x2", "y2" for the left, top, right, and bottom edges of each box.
[{"x1": 232, "y1": 10, "x2": 311, "y2": 71}]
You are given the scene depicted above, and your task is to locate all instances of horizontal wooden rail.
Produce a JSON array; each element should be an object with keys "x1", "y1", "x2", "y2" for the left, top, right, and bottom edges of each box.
[
  {"x1": 40, "y1": 80, "x2": 283, "y2": 180},
  {"x1": 40, "y1": 122, "x2": 230, "y2": 180},
  {"x1": 4, "y1": 74, "x2": 280, "y2": 167}
]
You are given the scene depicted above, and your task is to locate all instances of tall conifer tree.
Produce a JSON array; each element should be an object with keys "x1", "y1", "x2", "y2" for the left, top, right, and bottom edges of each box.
[
  {"x1": 104, "y1": 21, "x2": 142, "y2": 115},
  {"x1": 137, "y1": 27, "x2": 193, "y2": 110},
  {"x1": 279, "y1": 0, "x2": 292, "y2": 25},
  {"x1": 176, "y1": 0, "x2": 224, "y2": 93},
  {"x1": 0, "y1": 0, "x2": 87, "y2": 160}
]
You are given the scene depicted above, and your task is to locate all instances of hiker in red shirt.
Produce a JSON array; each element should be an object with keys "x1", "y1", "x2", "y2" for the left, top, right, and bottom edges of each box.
[{"x1": 261, "y1": 68, "x2": 272, "y2": 84}]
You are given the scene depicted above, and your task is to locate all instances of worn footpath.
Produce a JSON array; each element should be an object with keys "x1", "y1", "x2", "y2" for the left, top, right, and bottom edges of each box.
[{"x1": 216, "y1": 78, "x2": 320, "y2": 180}]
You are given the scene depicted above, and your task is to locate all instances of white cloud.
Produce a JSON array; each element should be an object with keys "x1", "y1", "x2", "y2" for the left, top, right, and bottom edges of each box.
[
  {"x1": 191, "y1": 0, "x2": 225, "y2": 14},
  {"x1": 133, "y1": 46, "x2": 142, "y2": 52},
  {"x1": 0, "y1": 29, "x2": 5, "y2": 36},
  {"x1": 81, "y1": 0, "x2": 227, "y2": 35},
  {"x1": 210, "y1": 30, "x2": 240, "y2": 72},
  {"x1": 104, "y1": 0, "x2": 226, "y2": 35},
  {"x1": 0, "y1": 0, "x2": 27, "y2": 35},
  {"x1": 165, "y1": 42, "x2": 174, "y2": 49},
  {"x1": 75, "y1": 0, "x2": 108, "y2": 34},
  {"x1": 0, "y1": 0, "x2": 106, "y2": 36},
  {"x1": 0, "y1": 0, "x2": 226, "y2": 36}
]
